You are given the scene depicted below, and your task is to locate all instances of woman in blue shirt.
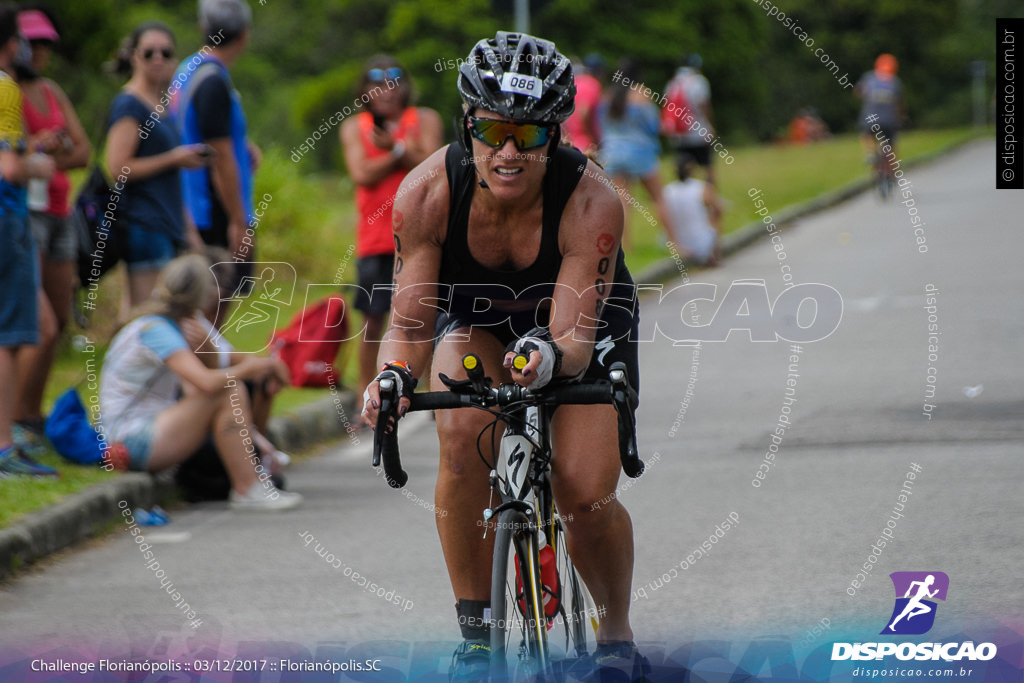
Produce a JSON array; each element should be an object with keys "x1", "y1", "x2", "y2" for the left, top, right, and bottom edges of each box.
[
  {"x1": 599, "y1": 59, "x2": 671, "y2": 251},
  {"x1": 105, "y1": 22, "x2": 210, "y2": 317}
]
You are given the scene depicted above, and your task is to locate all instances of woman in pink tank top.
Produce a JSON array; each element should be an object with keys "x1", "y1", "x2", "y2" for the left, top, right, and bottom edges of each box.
[{"x1": 12, "y1": 8, "x2": 91, "y2": 447}]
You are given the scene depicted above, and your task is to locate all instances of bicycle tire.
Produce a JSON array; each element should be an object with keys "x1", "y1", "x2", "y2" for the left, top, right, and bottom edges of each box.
[
  {"x1": 874, "y1": 151, "x2": 887, "y2": 199},
  {"x1": 490, "y1": 508, "x2": 548, "y2": 682},
  {"x1": 557, "y1": 536, "x2": 595, "y2": 660}
]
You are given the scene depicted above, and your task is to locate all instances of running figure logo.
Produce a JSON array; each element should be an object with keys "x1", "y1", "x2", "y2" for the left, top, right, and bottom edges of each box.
[
  {"x1": 881, "y1": 571, "x2": 949, "y2": 635},
  {"x1": 205, "y1": 262, "x2": 296, "y2": 354}
]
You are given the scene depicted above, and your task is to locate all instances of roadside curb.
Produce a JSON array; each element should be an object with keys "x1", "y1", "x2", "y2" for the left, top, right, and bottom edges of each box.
[
  {"x1": 0, "y1": 472, "x2": 175, "y2": 582},
  {"x1": 632, "y1": 132, "x2": 988, "y2": 284},
  {"x1": 0, "y1": 390, "x2": 360, "y2": 582},
  {"x1": 264, "y1": 391, "x2": 361, "y2": 454}
]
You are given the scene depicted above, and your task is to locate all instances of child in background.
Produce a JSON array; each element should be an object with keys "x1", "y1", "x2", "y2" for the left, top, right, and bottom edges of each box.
[{"x1": 663, "y1": 153, "x2": 723, "y2": 266}]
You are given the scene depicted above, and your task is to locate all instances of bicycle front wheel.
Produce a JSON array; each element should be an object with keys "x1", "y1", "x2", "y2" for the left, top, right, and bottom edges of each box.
[
  {"x1": 490, "y1": 509, "x2": 548, "y2": 682},
  {"x1": 557, "y1": 538, "x2": 597, "y2": 660}
]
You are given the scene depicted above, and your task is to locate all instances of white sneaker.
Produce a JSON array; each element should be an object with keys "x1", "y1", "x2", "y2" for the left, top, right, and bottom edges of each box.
[
  {"x1": 229, "y1": 480, "x2": 303, "y2": 511},
  {"x1": 272, "y1": 450, "x2": 291, "y2": 467},
  {"x1": 265, "y1": 450, "x2": 291, "y2": 474}
]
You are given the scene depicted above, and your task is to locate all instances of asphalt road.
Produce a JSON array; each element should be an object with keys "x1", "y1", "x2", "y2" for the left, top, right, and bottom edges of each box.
[{"x1": 1, "y1": 139, "x2": 1021, "y2": 677}]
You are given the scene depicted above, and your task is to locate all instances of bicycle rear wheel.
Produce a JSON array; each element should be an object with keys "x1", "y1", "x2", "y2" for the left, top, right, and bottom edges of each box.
[
  {"x1": 875, "y1": 149, "x2": 891, "y2": 199},
  {"x1": 490, "y1": 509, "x2": 549, "y2": 682}
]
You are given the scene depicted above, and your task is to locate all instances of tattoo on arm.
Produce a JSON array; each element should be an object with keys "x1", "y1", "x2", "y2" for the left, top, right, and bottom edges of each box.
[
  {"x1": 593, "y1": 243, "x2": 613, "y2": 316},
  {"x1": 594, "y1": 257, "x2": 611, "y2": 317},
  {"x1": 393, "y1": 233, "x2": 404, "y2": 275}
]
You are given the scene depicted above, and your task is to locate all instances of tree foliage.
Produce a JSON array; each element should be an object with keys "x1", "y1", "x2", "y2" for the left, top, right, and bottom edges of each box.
[{"x1": 35, "y1": 0, "x2": 1001, "y2": 170}]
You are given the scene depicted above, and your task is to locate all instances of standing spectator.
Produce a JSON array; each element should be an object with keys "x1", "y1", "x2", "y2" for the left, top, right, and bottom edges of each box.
[
  {"x1": 99, "y1": 254, "x2": 301, "y2": 510},
  {"x1": 662, "y1": 54, "x2": 716, "y2": 185},
  {"x1": 599, "y1": 58, "x2": 670, "y2": 251},
  {"x1": 13, "y1": 8, "x2": 91, "y2": 447},
  {"x1": 105, "y1": 21, "x2": 209, "y2": 316},
  {"x1": 340, "y1": 55, "x2": 442, "y2": 412},
  {"x1": 0, "y1": 2, "x2": 57, "y2": 477},
  {"x1": 664, "y1": 153, "x2": 723, "y2": 267},
  {"x1": 563, "y1": 53, "x2": 605, "y2": 157},
  {"x1": 173, "y1": 0, "x2": 259, "y2": 305}
]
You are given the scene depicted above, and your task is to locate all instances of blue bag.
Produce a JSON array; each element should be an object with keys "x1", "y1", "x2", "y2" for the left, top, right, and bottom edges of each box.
[{"x1": 44, "y1": 388, "x2": 105, "y2": 465}]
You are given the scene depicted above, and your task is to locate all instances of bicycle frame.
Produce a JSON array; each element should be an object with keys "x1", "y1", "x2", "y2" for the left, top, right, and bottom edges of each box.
[
  {"x1": 372, "y1": 354, "x2": 642, "y2": 679},
  {"x1": 497, "y1": 404, "x2": 541, "y2": 504},
  {"x1": 489, "y1": 403, "x2": 551, "y2": 673},
  {"x1": 490, "y1": 400, "x2": 601, "y2": 669}
]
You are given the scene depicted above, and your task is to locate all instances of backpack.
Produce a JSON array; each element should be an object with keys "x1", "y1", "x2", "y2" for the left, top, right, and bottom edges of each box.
[
  {"x1": 661, "y1": 76, "x2": 693, "y2": 136},
  {"x1": 269, "y1": 296, "x2": 349, "y2": 387},
  {"x1": 45, "y1": 387, "x2": 106, "y2": 465},
  {"x1": 73, "y1": 165, "x2": 125, "y2": 289}
]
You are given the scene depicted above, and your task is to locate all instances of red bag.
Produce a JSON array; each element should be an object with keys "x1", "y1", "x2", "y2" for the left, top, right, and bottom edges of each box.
[
  {"x1": 661, "y1": 77, "x2": 692, "y2": 136},
  {"x1": 269, "y1": 296, "x2": 349, "y2": 387}
]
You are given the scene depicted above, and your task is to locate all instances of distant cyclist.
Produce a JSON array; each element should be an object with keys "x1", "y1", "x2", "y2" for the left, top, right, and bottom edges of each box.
[
  {"x1": 855, "y1": 54, "x2": 904, "y2": 167},
  {"x1": 361, "y1": 31, "x2": 649, "y2": 683}
]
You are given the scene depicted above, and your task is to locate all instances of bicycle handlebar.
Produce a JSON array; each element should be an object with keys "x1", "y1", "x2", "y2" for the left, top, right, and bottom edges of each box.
[{"x1": 372, "y1": 359, "x2": 643, "y2": 489}]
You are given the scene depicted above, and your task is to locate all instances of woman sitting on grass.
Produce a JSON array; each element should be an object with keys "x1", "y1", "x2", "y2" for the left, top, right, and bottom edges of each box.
[{"x1": 99, "y1": 254, "x2": 301, "y2": 511}]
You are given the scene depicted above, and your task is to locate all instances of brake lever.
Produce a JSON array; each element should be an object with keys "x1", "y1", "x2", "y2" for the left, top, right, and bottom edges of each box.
[
  {"x1": 609, "y1": 362, "x2": 644, "y2": 477},
  {"x1": 372, "y1": 377, "x2": 396, "y2": 468}
]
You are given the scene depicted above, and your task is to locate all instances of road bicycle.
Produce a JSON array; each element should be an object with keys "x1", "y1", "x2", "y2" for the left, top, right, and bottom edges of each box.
[
  {"x1": 373, "y1": 353, "x2": 643, "y2": 681},
  {"x1": 873, "y1": 138, "x2": 896, "y2": 199}
]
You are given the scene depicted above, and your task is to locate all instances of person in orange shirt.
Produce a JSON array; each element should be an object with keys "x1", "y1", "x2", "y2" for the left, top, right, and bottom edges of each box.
[{"x1": 340, "y1": 56, "x2": 442, "y2": 411}]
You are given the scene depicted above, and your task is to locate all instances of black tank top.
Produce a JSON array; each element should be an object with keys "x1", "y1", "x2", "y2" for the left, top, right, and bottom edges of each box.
[{"x1": 440, "y1": 143, "x2": 634, "y2": 320}]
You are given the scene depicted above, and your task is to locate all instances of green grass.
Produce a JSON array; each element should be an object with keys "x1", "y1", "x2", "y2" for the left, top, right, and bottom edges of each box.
[
  {"x1": 5, "y1": 128, "x2": 978, "y2": 531},
  {"x1": 0, "y1": 452, "x2": 116, "y2": 529}
]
